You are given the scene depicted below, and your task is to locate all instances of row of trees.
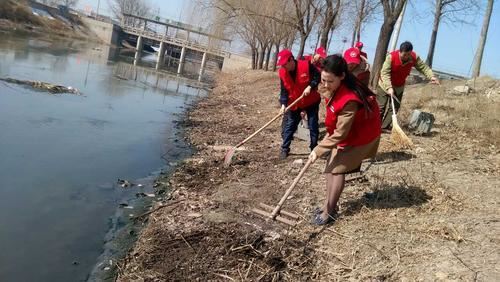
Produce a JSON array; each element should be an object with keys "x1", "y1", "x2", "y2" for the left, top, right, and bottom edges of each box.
[
  {"x1": 200, "y1": 0, "x2": 494, "y2": 84},
  {"x1": 105, "y1": 0, "x2": 494, "y2": 80}
]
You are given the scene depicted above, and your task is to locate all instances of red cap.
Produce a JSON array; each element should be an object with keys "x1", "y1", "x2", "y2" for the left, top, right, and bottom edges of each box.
[
  {"x1": 344, "y1": 47, "x2": 360, "y2": 65},
  {"x1": 315, "y1": 46, "x2": 327, "y2": 58},
  {"x1": 355, "y1": 41, "x2": 364, "y2": 48},
  {"x1": 276, "y1": 49, "x2": 293, "y2": 66}
]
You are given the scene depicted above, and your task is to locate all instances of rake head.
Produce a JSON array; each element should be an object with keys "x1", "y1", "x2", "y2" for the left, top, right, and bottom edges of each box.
[
  {"x1": 223, "y1": 147, "x2": 237, "y2": 167},
  {"x1": 252, "y1": 203, "x2": 299, "y2": 226}
]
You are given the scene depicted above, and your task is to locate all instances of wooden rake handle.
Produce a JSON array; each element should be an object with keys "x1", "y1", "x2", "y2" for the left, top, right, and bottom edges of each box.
[
  {"x1": 271, "y1": 158, "x2": 313, "y2": 220},
  {"x1": 234, "y1": 93, "x2": 306, "y2": 148}
]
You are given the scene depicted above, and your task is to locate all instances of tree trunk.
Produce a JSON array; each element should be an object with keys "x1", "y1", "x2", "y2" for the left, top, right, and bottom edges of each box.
[
  {"x1": 272, "y1": 43, "x2": 280, "y2": 71},
  {"x1": 320, "y1": 0, "x2": 340, "y2": 48},
  {"x1": 265, "y1": 44, "x2": 272, "y2": 71},
  {"x1": 356, "y1": 23, "x2": 362, "y2": 42},
  {"x1": 425, "y1": 0, "x2": 442, "y2": 67},
  {"x1": 351, "y1": 0, "x2": 365, "y2": 46},
  {"x1": 351, "y1": 27, "x2": 357, "y2": 47},
  {"x1": 298, "y1": 34, "x2": 307, "y2": 58},
  {"x1": 327, "y1": 27, "x2": 335, "y2": 50},
  {"x1": 251, "y1": 48, "x2": 257, "y2": 69},
  {"x1": 472, "y1": 0, "x2": 494, "y2": 77},
  {"x1": 369, "y1": 22, "x2": 394, "y2": 89},
  {"x1": 258, "y1": 45, "x2": 267, "y2": 69},
  {"x1": 389, "y1": 1, "x2": 407, "y2": 51},
  {"x1": 315, "y1": 29, "x2": 321, "y2": 50}
]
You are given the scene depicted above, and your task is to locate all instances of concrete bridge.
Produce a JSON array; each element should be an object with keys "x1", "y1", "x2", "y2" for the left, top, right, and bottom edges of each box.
[{"x1": 82, "y1": 13, "x2": 233, "y2": 78}]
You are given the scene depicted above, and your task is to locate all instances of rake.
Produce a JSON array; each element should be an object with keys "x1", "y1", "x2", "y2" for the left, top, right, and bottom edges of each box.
[
  {"x1": 223, "y1": 93, "x2": 305, "y2": 166},
  {"x1": 390, "y1": 95, "x2": 414, "y2": 148},
  {"x1": 252, "y1": 158, "x2": 313, "y2": 225}
]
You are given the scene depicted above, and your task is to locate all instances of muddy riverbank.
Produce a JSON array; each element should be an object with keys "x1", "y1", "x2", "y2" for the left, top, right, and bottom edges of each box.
[
  {"x1": 0, "y1": 0, "x2": 91, "y2": 41},
  {"x1": 117, "y1": 70, "x2": 499, "y2": 281}
]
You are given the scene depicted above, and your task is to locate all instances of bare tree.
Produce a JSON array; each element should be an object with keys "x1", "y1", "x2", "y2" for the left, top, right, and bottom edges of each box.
[
  {"x1": 318, "y1": 0, "x2": 341, "y2": 48},
  {"x1": 369, "y1": 0, "x2": 407, "y2": 89},
  {"x1": 425, "y1": 0, "x2": 479, "y2": 67},
  {"x1": 57, "y1": 0, "x2": 79, "y2": 8},
  {"x1": 292, "y1": 0, "x2": 321, "y2": 58},
  {"x1": 108, "y1": 0, "x2": 151, "y2": 24},
  {"x1": 350, "y1": 0, "x2": 381, "y2": 46},
  {"x1": 205, "y1": 0, "x2": 296, "y2": 70},
  {"x1": 472, "y1": 0, "x2": 494, "y2": 77}
]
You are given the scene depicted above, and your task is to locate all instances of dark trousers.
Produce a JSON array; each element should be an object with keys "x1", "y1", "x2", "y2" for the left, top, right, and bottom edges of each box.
[
  {"x1": 281, "y1": 103, "x2": 319, "y2": 153},
  {"x1": 376, "y1": 86, "x2": 404, "y2": 129}
]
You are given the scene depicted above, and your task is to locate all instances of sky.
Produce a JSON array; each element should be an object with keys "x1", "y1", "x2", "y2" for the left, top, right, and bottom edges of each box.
[{"x1": 77, "y1": 0, "x2": 499, "y2": 78}]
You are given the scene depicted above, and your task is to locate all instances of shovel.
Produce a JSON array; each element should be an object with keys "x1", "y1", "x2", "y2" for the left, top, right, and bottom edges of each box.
[{"x1": 223, "y1": 93, "x2": 305, "y2": 166}]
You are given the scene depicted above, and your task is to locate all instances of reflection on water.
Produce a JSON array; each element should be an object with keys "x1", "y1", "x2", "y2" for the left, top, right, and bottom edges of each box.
[{"x1": 0, "y1": 34, "x2": 207, "y2": 282}]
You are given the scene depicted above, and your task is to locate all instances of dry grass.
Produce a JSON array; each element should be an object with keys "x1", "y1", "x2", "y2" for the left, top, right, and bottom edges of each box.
[
  {"x1": 401, "y1": 78, "x2": 500, "y2": 148},
  {"x1": 117, "y1": 71, "x2": 500, "y2": 281},
  {"x1": 0, "y1": 0, "x2": 43, "y2": 25}
]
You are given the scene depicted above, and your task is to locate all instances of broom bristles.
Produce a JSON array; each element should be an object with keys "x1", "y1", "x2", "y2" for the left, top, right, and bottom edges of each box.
[{"x1": 391, "y1": 114, "x2": 414, "y2": 148}]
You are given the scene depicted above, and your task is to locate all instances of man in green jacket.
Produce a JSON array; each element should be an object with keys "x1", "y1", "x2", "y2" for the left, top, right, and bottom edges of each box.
[{"x1": 377, "y1": 41, "x2": 440, "y2": 129}]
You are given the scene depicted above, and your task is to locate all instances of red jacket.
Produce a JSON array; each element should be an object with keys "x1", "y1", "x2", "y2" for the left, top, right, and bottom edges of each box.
[
  {"x1": 324, "y1": 84, "x2": 381, "y2": 147},
  {"x1": 390, "y1": 50, "x2": 417, "y2": 87},
  {"x1": 279, "y1": 59, "x2": 321, "y2": 111}
]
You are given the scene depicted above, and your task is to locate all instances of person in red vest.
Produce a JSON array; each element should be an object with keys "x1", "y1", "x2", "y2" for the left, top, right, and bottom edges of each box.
[
  {"x1": 309, "y1": 54, "x2": 381, "y2": 225},
  {"x1": 343, "y1": 47, "x2": 370, "y2": 86},
  {"x1": 277, "y1": 49, "x2": 321, "y2": 159},
  {"x1": 355, "y1": 41, "x2": 368, "y2": 60},
  {"x1": 312, "y1": 46, "x2": 327, "y2": 71},
  {"x1": 302, "y1": 46, "x2": 327, "y2": 71},
  {"x1": 377, "y1": 41, "x2": 440, "y2": 129}
]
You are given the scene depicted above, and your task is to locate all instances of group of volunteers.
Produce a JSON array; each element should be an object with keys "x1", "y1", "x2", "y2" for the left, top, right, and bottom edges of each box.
[{"x1": 275, "y1": 41, "x2": 440, "y2": 225}]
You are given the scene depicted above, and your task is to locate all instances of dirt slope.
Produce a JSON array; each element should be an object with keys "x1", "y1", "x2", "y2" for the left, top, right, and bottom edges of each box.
[{"x1": 118, "y1": 70, "x2": 499, "y2": 281}]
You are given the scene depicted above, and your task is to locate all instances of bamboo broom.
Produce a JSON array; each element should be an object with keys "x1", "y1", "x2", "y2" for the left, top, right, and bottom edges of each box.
[{"x1": 390, "y1": 95, "x2": 414, "y2": 148}]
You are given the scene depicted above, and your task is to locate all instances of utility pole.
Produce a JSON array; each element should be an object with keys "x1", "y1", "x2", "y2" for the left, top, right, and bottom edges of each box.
[
  {"x1": 96, "y1": 0, "x2": 100, "y2": 20},
  {"x1": 389, "y1": 0, "x2": 407, "y2": 51}
]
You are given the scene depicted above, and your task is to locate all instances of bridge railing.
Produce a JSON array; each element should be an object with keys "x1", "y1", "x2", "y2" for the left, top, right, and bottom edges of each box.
[{"x1": 121, "y1": 25, "x2": 229, "y2": 57}]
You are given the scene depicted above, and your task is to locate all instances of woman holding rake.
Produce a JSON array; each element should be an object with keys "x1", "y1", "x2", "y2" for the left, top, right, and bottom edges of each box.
[{"x1": 309, "y1": 54, "x2": 381, "y2": 225}]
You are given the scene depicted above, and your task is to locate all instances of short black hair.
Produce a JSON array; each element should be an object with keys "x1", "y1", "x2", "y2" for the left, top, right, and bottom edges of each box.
[{"x1": 400, "y1": 41, "x2": 413, "y2": 52}]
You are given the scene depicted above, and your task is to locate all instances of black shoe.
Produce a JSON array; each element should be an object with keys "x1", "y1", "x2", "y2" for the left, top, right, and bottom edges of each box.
[{"x1": 279, "y1": 150, "x2": 289, "y2": 160}]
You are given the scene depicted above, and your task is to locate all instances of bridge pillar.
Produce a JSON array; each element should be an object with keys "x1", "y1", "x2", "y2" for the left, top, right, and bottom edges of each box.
[
  {"x1": 134, "y1": 36, "x2": 143, "y2": 65},
  {"x1": 156, "y1": 41, "x2": 166, "y2": 70},
  {"x1": 177, "y1": 46, "x2": 186, "y2": 74},
  {"x1": 198, "y1": 52, "x2": 207, "y2": 80}
]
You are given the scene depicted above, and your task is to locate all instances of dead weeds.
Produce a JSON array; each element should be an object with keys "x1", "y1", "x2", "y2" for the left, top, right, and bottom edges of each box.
[{"x1": 118, "y1": 71, "x2": 500, "y2": 281}]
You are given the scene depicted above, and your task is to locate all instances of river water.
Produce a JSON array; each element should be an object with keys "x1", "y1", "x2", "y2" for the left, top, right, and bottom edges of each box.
[{"x1": 0, "y1": 34, "x2": 206, "y2": 281}]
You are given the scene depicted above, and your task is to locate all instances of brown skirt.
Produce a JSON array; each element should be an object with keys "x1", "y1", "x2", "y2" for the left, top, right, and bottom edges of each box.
[{"x1": 324, "y1": 137, "x2": 380, "y2": 174}]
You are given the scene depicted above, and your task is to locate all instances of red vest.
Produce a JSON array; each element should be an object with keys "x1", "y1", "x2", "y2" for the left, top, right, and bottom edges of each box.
[
  {"x1": 324, "y1": 84, "x2": 381, "y2": 147},
  {"x1": 390, "y1": 50, "x2": 417, "y2": 87},
  {"x1": 279, "y1": 59, "x2": 321, "y2": 110}
]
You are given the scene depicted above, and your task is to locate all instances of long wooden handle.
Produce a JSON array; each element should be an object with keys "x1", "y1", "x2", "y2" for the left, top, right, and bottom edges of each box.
[
  {"x1": 234, "y1": 93, "x2": 306, "y2": 148},
  {"x1": 390, "y1": 94, "x2": 396, "y2": 115},
  {"x1": 271, "y1": 158, "x2": 313, "y2": 219}
]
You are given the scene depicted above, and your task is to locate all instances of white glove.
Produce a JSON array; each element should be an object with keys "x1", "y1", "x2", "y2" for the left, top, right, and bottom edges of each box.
[
  {"x1": 387, "y1": 88, "x2": 395, "y2": 97},
  {"x1": 279, "y1": 104, "x2": 286, "y2": 114},
  {"x1": 309, "y1": 151, "x2": 318, "y2": 163},
  {"x1": 303, "y1": 86, "x2": 311, "y2": 96}
]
